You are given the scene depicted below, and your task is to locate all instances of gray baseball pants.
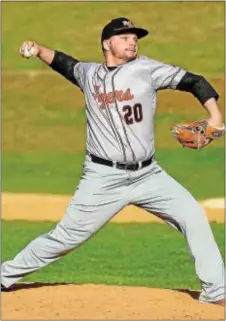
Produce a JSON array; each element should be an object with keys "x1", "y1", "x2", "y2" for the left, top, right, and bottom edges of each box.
[{"x1": 1, "y1": 156, "x2": 224, "y2": 303}]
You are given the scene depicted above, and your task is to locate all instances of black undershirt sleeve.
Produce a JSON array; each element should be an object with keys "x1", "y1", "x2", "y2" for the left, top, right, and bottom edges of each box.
[
  {"x1": 49, "y1": 51, "x2": 80, "y2": 86},
  {"x1": 176, "y1": 71, "x2": 219, "y2": 105}
]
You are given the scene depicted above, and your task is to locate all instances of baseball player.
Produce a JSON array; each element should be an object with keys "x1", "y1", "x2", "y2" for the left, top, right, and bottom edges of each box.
[{"x1": 1, "y1": 18, "x2": 225, "y2": 306}]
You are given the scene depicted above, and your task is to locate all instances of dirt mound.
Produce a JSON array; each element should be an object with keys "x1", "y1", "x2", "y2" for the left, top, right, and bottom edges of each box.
[
  {"x1": 1, "y1": 193, "x2": 224, "y2": 223},
  {"x1": 2, "y1": 283, "x2": 224, "y2": 320}
]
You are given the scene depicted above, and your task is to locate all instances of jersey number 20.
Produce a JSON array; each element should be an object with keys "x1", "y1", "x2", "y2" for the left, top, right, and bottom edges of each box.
[{"x1": 122, "y1": 103, "x2": 143, "y2": 125}]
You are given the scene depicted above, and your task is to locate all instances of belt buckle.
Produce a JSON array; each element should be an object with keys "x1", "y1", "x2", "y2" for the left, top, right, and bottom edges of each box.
[
  {"x1": 125, "y1": 162, "x2": 139, "y2": 171},
  {"x1": 116, "y1": 162, "x2": 139, "y2": 171}
]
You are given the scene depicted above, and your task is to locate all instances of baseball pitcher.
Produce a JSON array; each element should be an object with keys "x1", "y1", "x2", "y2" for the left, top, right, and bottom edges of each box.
[{"x1": 1, "y1": 17, "x2": 225, "y2": 306}]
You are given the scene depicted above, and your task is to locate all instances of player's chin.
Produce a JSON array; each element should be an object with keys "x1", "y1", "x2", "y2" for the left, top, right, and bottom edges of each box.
[{"x1": 125, "y1": 52, "x2": 137, "y2": 62}]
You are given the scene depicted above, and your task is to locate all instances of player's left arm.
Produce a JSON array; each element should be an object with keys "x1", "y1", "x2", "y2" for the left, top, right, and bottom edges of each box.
[
  {"x1": 176, "y1": 72, "x2": 224, "y2": 128},
  {"x1": 149, "y1": 59, "x2": 224, "y2": 129}
]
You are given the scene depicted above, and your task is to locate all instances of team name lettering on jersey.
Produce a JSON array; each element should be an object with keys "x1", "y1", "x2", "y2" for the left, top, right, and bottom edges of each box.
[{"x1": 92, "y1": 87, "x2": 134, "y2": 109}]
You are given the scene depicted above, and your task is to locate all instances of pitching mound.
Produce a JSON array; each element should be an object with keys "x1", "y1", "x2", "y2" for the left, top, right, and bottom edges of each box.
[{"x1": 2, "y1": 283, "x2": 224, "y2": 320}]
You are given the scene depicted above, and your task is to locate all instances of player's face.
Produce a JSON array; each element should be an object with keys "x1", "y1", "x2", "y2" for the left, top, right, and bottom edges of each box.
[{"x1": 108, "y1": 33, "x2": 138, "y2": 62}]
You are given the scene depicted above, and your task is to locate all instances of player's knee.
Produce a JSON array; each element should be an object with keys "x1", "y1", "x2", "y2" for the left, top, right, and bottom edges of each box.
[
  {"x1": 180, "y1": 201, "x2": 208, "y2": 231},
  {"x1": 190, "y1": 202, "x2": 207, "y2": 221},
  {"x1": 54, "y1": 223, "x2": 93, "y2": 250}
]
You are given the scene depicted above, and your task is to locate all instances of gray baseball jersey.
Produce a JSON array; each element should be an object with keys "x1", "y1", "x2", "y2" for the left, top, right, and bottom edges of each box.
[{"x1": 73, "y1": 56, "x2": 186, "y2": 162}]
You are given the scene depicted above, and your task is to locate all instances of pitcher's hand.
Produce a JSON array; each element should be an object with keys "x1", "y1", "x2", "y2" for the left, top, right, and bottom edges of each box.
[{"x1": 19, "y1": 41, "x2": 40, "y2": 58}]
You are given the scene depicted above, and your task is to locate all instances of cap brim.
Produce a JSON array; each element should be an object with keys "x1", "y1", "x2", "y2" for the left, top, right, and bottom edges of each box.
[{"x1": 114, "y1": 27, "x2": 149, "y2": 39}]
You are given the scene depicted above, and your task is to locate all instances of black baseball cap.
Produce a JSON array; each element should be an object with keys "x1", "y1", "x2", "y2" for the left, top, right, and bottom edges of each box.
[{"x1": 101, "y1": 17, "x2": 149, "y2": 43}]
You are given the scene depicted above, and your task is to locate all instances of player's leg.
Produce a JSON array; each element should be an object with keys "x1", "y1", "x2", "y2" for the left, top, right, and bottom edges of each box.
[
  {"x1": 1, "y1": 159, "x2": 129, "y2": 288},
  {"x1": 131, "y1": 161, "x2": 224, "y2": 304}
]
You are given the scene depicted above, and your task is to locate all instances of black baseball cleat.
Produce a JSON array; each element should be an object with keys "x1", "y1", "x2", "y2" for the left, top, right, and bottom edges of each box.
[{"x1": 1, "y1": 284, "x2": 7, "y2": 292}]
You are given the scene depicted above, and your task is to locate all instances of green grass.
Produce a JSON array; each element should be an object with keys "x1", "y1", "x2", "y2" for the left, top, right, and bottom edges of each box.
[
  {"x1": 2, "y1": 2, "x2": 224, "y2": 74},
  {"x1": 2, "y1": 221, "x2": 224, "y2": 289},
  {"x1": 2, "y1": 148, "x2": 224, "y2": 198}
]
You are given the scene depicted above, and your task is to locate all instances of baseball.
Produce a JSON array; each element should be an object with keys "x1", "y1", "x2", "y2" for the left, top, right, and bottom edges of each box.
[{"x1": 22, "y1": 44, "x2": 35, "y2": 58}]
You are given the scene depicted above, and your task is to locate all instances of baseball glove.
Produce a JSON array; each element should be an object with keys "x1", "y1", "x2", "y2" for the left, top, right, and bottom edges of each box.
[{"x1": 171, "y1": 119, "x2": 225, "y2": 149}]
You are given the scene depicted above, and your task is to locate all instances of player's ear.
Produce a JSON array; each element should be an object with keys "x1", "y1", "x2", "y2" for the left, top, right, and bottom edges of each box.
[{"x1": 103, "y1": 40, "x2": 110, "y2": 51}]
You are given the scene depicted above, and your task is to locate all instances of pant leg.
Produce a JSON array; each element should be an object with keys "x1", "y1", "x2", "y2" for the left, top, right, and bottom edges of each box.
[
  {"x1": 130, "y1": 161, "x2": 224, "y2": 303},
  {"x1": 1, "y1": 159, "x2": 129, "y2": 288}
]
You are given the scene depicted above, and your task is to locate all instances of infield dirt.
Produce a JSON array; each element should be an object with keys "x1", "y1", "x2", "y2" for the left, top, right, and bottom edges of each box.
[{"x1": 2, "y1": 192, "x2": 224, "y2": 223}]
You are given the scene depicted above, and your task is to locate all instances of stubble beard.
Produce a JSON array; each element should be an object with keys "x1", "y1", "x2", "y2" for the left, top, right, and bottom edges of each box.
[{"x1": 120, "y1": 50, "x2": 137, "y2": 63}]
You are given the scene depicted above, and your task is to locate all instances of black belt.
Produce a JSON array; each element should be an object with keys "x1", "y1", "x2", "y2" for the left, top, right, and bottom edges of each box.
[{"x1": 89, "y1": 154, "x2": 154, "y2": 171}]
